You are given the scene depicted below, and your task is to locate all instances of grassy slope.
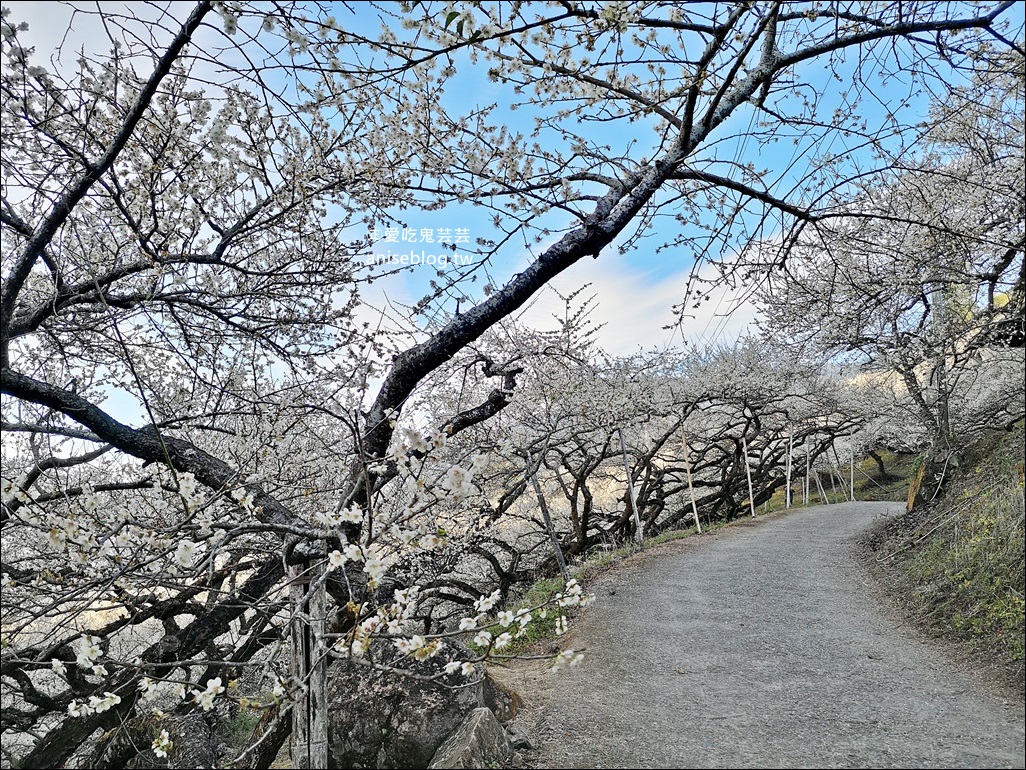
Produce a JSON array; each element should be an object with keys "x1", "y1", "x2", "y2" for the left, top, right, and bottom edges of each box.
[{"x1": 860, "y1": 427, "x2": 1026, "y2": 699}]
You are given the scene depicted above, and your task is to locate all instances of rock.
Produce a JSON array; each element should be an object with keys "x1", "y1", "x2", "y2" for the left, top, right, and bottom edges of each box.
[
  {"x1": 428, "y1": 708, "x2": 512, "y2": 769},
  {"x1": 506, "y1": 724, "x2": 535, "y2": 751},
  {"x1": 326, "y1": 643, "x2": 510, "y2": 769},
  {"x1": 483, "y1": 674, "x2": 521, "y2": 723}
]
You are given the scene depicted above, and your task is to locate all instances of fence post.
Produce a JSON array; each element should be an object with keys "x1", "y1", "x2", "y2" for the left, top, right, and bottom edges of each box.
[{"x1": 290, "y1": 562, "x2": 328, "y2": 770}]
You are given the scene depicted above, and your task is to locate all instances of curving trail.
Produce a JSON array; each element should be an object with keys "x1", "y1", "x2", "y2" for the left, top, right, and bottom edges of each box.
[{"x1": 498, "y1": 502, "x2": 1026, "y2": 769}]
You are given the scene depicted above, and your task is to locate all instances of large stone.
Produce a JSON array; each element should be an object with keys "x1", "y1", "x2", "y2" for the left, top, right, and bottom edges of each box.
[
  {"x1": 482, "y1": 674, "x2": 520, "y2": 723},
  {"x1": 427, "y1": 708, "x2": 512, "y2": 770},
  {"x1": 326, "y1": 644, "x2": 508, "y2": 769}
]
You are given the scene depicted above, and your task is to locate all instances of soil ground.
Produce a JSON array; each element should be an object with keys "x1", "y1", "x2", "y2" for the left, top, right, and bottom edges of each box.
[{"x1": 492, "y1": 502, "x2": 1026, "y2": 769}]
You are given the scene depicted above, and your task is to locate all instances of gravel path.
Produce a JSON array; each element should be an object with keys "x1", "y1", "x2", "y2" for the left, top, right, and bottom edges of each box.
[{"x1": 497, "y1": 502, "x2": 1026, "y2": 769}]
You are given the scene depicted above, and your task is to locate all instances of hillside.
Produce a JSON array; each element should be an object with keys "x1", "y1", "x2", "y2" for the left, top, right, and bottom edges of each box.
[{"x1": 860, "y1": 427, "x2": 1026, "y2": 699}]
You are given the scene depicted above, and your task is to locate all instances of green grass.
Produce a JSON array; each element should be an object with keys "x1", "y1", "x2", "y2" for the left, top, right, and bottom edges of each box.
[{"x1": 226, "y1": 708, "x2": 263, "y2": 749}]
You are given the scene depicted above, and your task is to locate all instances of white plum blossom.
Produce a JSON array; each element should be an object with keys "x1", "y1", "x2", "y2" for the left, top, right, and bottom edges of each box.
[
  {"x1": 229, "y1": 487, "x2": 255, "y2": 513},
  {"x1": 392, "y1": 526, "x2": 419, "y2": 546},
  {"x1": 191, "y1": 677, "x2": 225, "y2": 711},
  {"x1": 472, "y1": 630, "x2": 492, "y2": 648},
  {"x1": 362, "y1": 548, "x2": 388, "y2": 585},
  {"x1": 46, "y1": 527, "x2": 67, "y2": 551},
  {"x1": 76, "y1": 635, "x2": 102, "y2": 669},
  {"x1": 272, "y1": 678, "x2": 288, "y2": 699},
  {"x1": 339, "y1": 505, "x2": 363, "y2": 524},
  {"x1": 314, "y1": 509, "x2": 343, "y2": 527},
  {"x1": 67, "y1": 700, "x2": 91, "y2": 718},
  {"x1": 474, "y1": 589, "x2": 501, "y2": 614},
  {"x1": 440, "y1": 465, "x2": 475, "y2": 499},
  {"x1": 87, "y1": 691, "x2": 121, "y2": 713},
  {"x1": 419, "y1": 533, "x2": 442, "y2": 550},
  {"x1": 327, "y1": 550, "x2": 347, "y2": 570},
  {"x1": 152, "y1": 729, "x2": 173, "y2": 758},
  {"x1": 403, "y1": 428, "x2": 431, "y2": 454},
  {"x1": 174, "y1": 540, "x2": 198, "y2": 568},
  {"x1": 177, "y1": 472, "x2": 198, "y2": 499}
]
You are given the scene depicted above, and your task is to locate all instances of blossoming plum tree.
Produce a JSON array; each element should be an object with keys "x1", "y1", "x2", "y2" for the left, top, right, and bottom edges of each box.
[
  {"x1": 751, "y1": 51, "x2": 1024, "y2": 461},
  {"x1": 1, "y1": 2, "x2": 1020, "y2": 767}
]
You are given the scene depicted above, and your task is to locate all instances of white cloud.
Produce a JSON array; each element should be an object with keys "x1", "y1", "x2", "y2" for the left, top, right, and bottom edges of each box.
[
  {"x1": 511, "y1": 252, "x2": 761, "y2": 355},
  {"x1": 9, "y1": 2, "x2": 183, "y2": 67}
]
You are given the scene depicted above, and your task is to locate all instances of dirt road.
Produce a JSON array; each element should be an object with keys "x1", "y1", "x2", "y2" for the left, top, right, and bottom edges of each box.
[{"x1": 498, "y1": 502, "x2": 1025, "y2": 769}]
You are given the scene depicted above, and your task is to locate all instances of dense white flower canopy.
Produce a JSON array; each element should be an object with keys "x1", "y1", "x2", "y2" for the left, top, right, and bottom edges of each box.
[{"x1": 1, "y1": 2, "x2": 1021, "y2": 768}]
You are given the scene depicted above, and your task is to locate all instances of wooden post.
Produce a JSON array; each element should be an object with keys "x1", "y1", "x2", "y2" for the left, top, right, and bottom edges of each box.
[
  {"x1": 618, "y1": 428, "x2": 644, "y2": 546},
  {"x1": 290, "y1": 562, "x2": 328, "y2": 770},
  {"x1": 814, "y1": 468, "x2": 830, "y2": 504},
  {"x1": 850, "y1": 447, "x2": 856, "y2": 502},
  {"x1": 830, "y1": 444, "x2": 853, "y2": 502},
  {"x1": 803, "y1": 440, "x2": 811, "y2": 505},
  {"x1": 742, "y1": 436, "x2": 756, "y2": 518},
  {"x1": 531, "y1": 472, "x2": 571, "y2": 583},
  {"x1": 785, "y1": 433, "x2": 793, "y2": 509},
  {"x1": 680, "y1": 427, "x2": 702, "y2": 534}
]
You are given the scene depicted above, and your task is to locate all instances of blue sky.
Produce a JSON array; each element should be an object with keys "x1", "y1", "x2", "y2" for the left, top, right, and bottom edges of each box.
[{"x1": 10, "y1": 0, "x2": 1024, "y2": 358}]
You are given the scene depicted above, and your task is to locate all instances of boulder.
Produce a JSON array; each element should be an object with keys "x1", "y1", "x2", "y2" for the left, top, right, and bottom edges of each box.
[
  {"x1": 482, "y1": 674, "x2": 521, "y2": 723},
  {"x1": 427, "y1": 708, "x2": 512, "y2": 769},
  {"x1": 326, "y1": 644, "x2": 509, "y2": 769}
]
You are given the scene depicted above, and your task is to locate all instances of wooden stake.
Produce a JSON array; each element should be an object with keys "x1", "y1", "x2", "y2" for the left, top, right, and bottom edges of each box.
[
  {"x1": 804, "y1": 440, "x2": 811, "y2": 505},
  {"x1": 814, "y1": 468, "x2": 830, "y2": 505},
  {"x1": 619, "y1": 428, "x2": 644, "y2": 546},
  {"x1": 532, "y1": 472, "x2": 570, "y2": 582},
  {"x1": 290, "y1": 562, "x2": 328, "y2": 770},
  {"x1": 742, "y1": 436, "x2": 756, "y2": 518},
  {"x1": 681, "y1": 427, "x2": 702, "y2": 534},
  {"x1": 785, "y1": 433, "x2": 793, "y2": 509},
  {"x1": 850, "y1": 447, "x2": 856, "y2": 502}
]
